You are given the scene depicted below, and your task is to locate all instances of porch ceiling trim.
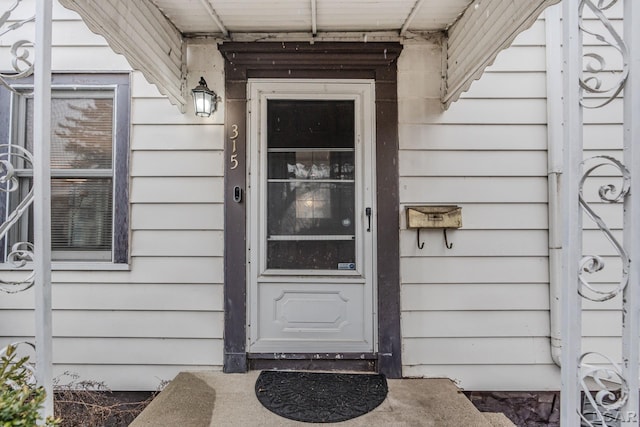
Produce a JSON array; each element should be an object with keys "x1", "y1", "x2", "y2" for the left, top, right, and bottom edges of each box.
[
  {"x1": 197, "y1": 0, "x2": 228, "y2": 37},
  {"x1": 58, "y1": 0, "x2": 187, "y2": 112},
  {"x1": 443, "y1": 0, "x2": 561, "y2": 109},
  {"x1": 57, "y1": 0, "x2": 560, "y2": 113}
]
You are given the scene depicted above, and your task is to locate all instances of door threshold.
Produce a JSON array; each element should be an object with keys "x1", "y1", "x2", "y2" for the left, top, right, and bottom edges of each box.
[{"x1": 248, "y1": 352, "x2": 377, "y2": 372}]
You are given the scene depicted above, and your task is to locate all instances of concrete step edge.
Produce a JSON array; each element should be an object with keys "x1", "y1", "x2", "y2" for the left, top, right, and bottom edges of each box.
[
  {"x1": 133, "y1": 371, "x2": 501, "y2": 427},
  {"x1": 482, "y1": 412, "x2": 517, "y2": 427}
]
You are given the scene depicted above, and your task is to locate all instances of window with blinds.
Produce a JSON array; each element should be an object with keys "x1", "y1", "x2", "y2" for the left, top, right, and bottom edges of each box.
[
  {"x1": 12, "y1": 92, "x2": 114, "y2": 260},
  {"x1": 0, "y1": 75, "x2": 129, "y2": 263}
]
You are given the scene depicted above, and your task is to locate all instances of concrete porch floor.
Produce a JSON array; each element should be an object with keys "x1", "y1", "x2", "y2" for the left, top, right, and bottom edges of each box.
[{"x1": 130, "y1": 371, "x2": 515, "y2": 427}]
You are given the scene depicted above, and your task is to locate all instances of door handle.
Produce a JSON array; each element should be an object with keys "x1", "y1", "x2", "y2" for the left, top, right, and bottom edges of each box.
[{"x1": 365, "y1": 207, "x2": 372, "y2": 232}]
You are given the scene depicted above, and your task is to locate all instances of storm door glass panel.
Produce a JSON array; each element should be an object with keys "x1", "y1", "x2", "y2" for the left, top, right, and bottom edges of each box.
[{"x1": 267, "y1": 100, "x2": 355, "y2": 270}]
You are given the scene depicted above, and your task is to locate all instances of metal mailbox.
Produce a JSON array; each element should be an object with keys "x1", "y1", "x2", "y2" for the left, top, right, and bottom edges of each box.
[{"x1": 406, "y1": 205, "x2": 462, "y2": 229}]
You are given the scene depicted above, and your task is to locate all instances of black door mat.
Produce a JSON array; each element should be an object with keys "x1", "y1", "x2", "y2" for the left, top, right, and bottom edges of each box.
[{"x1": 255, "y1": 370, "x2": 388, "y2": 423}]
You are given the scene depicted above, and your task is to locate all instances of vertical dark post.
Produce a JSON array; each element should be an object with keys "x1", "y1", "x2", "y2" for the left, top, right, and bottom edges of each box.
[
  {"x1": 375, "y1": 63, "x2": 402, "y2": 379},
  {"x1": 222, "y1": 62, "x2": 248, "y2": 373}
]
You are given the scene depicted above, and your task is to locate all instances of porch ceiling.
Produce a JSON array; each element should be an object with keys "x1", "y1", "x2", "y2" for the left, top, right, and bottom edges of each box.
[
  {"x1": 58, "y1": 0, "x2": 560, "y2": 111},
  {"x1": 150, "y1": 0, "x2": 475, "y2": 35}
]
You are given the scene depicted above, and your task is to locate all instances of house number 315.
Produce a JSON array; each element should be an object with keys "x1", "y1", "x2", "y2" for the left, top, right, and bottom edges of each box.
[{"x1": 229, "y1": 124, "x2": 239, "y2": 170}]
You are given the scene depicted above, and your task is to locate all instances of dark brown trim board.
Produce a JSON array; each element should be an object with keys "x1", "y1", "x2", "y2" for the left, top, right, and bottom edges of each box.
[
  {"x1": 219, "y1": 42, "x2": 402, "y2": 378},
  {"x1": 221, "y1": 94, "x2": 248, "y2": 373}
]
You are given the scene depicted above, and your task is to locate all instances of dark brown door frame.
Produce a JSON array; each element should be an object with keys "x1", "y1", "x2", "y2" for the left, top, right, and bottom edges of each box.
[{"x1": 218, "y1": 42, "x2": 402, "y2": 378}]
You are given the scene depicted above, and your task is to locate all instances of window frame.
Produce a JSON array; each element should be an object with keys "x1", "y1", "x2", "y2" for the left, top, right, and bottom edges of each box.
[{"x1": 0, "y1": 73, "x2": 130, "y2": 265}]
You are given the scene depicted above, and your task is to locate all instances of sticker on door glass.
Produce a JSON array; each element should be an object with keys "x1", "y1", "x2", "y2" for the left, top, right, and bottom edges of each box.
[{"x1": 338, "y1": 262, "x2": 356, "y2": 270}]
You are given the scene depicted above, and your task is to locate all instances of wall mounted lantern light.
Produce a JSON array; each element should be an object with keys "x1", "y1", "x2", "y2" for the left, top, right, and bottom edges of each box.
[{"x1": 191, "y1": 76, "x2": 219, "y2": 117}]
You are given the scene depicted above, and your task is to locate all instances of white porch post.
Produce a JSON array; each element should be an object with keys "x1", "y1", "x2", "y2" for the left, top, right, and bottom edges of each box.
[
  {"x1": 622, "y1": 0, "x2": 640, "y2": 425},
  {"x1": 33, "y1": 0, "x2": 53, "y2": 418},
  {"x1": 560, "y1": 0, "x2": 583, "y2": 425}
]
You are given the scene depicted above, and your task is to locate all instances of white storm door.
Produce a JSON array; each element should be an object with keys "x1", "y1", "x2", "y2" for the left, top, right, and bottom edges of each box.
[{"x1": 247, "y1": 80, "x2": 376, "y2": 353}]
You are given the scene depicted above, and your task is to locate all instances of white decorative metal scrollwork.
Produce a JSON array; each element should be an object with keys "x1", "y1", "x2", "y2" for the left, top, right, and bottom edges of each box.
[
  {"x1": 0, "y1": 0, "x2": 35, "y2": 91},
  {"x1": 579, "y1": 352, "x2": 630, "y2": 427},
  {"x1": 574, "y1": 1, "x2": 635, "y2": 425},
  {"x1": 0, "y1": 144, "x2": 35, "y2": 293},
  {"x1": 579, "y1": 0, "x2": 628, "y2": 108},
  {"x1": 578, "y1": 155, "x2": 630, "y2": 302}
]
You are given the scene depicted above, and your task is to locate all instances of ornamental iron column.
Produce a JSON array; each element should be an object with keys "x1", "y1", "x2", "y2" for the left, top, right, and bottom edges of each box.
[{"x1": 562, "y1": 0, "x2": 639, "y2": 425}]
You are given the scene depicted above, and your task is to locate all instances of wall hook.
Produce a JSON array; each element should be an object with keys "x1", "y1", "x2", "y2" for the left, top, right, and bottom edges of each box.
[
  {"x1": 444, "y1": 229, "x2": 453, "y2": 249},
  {"x1": 417, "y1": 228, "x2": 425, "y2": 249}
]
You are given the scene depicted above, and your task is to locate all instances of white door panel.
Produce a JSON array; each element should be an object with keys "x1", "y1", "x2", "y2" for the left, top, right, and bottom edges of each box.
[
  {"x1": 247, "y1": 79, "x2": 376, "y2": 353},
  {"x1": 252, "y1": 282, "x2": 370, "y2": 353}
]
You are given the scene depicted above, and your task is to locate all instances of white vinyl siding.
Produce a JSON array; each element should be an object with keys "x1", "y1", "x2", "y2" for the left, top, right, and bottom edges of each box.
[
  {"x1": 0, "y1": 1, "x2": 224, "y2": 391},
  {"x1": 399, "y1": 5, "x2": 628, "y2": 391},
  {"x1": 398, "y1": 21, "x2": 556, "y2": 390}
]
